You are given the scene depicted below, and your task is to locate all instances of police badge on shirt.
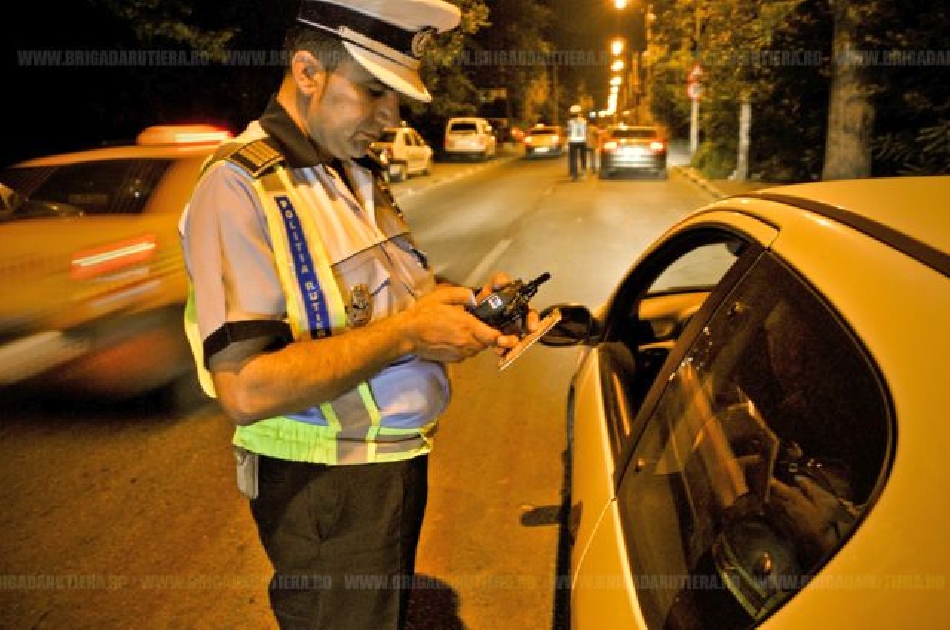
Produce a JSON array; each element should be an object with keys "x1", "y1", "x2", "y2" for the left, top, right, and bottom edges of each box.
[{"x1": 347, "y1": 283, "x2": 374, "y2": 327}]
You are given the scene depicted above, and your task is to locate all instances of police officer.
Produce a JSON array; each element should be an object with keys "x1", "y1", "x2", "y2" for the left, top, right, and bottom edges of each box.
[
  {"x1": 179, "y1": 1, "x2": 538, "y2": 628},
  {"x1": 566, "y1": 104, "x2": 587, "y2": 181}
]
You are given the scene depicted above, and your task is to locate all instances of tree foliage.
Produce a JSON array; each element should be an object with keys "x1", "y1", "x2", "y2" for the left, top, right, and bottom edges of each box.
[{"x1": 647, "y1": 0, "x2": 948, "y2": 180}]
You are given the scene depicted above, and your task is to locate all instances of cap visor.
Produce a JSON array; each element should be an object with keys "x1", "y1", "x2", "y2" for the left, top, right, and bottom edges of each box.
[{"x1": 343, "y1": 41, "x2": 432, "y2": 103}]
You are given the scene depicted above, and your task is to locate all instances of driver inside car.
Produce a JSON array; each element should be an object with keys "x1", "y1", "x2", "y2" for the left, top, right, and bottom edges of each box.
[{"x1": 757, "y1": 302, "x2": 861, "y2": 567}]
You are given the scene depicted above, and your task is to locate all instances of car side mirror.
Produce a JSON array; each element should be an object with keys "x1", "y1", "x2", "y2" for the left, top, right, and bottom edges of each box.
[{"x1": 540, "y1": 304, "x2": 601, "y2": 346}]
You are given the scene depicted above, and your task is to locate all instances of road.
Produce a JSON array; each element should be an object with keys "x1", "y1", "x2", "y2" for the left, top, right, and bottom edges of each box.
[{"x1": 0, "y1": 150, "x2": 716, "y2": 630}]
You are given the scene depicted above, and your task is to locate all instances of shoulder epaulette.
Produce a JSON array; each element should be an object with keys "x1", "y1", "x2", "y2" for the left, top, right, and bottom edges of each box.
[{"x1": 226, "y1": 138, "x2": 285, "y2": 178}]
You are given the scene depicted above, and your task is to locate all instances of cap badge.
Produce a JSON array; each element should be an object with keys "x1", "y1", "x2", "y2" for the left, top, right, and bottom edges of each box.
[{"x1": 411, "y1": 27, "x2": 438, "y2": 58}]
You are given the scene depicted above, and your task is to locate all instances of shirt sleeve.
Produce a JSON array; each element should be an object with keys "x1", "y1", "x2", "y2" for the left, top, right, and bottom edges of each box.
[{"x1": 181, "y1": 161, "x2": 287, "y2": 344}]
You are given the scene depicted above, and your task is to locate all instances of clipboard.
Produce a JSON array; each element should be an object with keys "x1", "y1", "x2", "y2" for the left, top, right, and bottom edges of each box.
[{"x1": 498, "y1": 308, "x2": 562, "y2": 371}]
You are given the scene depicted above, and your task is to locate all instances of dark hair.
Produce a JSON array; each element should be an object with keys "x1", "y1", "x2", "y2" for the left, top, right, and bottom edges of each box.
[{"x1": 283, "y1": 25, "x2": 351, "y2": 72}]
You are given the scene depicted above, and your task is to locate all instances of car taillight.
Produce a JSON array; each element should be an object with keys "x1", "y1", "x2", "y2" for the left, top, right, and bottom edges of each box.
[
  {"x1": 525, "y1": 137, "x2": 534, "y2": 144},
  {"x1": 650, "y1": 141, "x2": 665, "y2": 152},
  {"x1": 603, "y1": 141, "x2": 618, "y2": 151},
  {"x1": 70, "y1": 235, "x2": 158, "y2": 279}
]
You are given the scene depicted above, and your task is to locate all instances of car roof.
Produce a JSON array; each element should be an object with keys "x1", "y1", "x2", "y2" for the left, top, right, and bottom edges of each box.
[
  {"x1": 13, "y1": 143, "x2": 221, "y2": 167},
  {"x1": 747, "y1": 176, "x2": 950, "y2": 260},
  {"x1": 10, "y1": 125, "x2": 231, "y2": 167}
]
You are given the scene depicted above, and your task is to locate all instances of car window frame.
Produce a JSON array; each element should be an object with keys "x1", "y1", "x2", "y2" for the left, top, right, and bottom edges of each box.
[
  {"x1": 611, "y1": 249, "x2": 895, "y2": 628},
  {"x1": 597, "y1": 225, "x2": 769, "y2": 487}
]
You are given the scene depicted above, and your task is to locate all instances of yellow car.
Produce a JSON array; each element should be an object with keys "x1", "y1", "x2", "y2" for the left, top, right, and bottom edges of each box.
[
  {"x1": 541, "y1": 176, "x2": 950, "y2": 628},
  {"x1": 0, "y1": 125, "x2": 230, "y2": 401}
]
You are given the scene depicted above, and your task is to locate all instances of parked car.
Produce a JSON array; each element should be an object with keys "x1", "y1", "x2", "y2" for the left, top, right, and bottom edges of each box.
[
  {"x1": 444, "y1": 117, "x2": 497, "y2": 161},
  {"x1": 599, "y1": 124, "x2": 667, "y2": 179},
  {"x1": 369, "y1": 125, "x2": 433, "y2": 182},
  {"x1": 539, "y1": 176, "x2": 950, "y2": 629},
  {"x1": 523, "y1": 124, "x2": 565, "y2": 158},
  {"x1": 0, "y1": 124, "x2": 231, "y2": 403}
]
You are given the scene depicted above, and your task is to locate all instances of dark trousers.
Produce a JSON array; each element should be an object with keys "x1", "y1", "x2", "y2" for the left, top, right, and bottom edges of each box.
[
  {"x1": 250, "y1": 455, "x2": 429, "y2": 630},
  {"x1": 568, "y1": 142, "x2": 587, "y2": 179}
]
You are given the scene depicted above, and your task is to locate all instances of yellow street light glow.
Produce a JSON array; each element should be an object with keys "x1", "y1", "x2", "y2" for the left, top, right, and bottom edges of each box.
[
  {"x1": 610, "y1": 85, "x2": 620, "y2": 94},
  {"x1": 611, "y1": 60, "x2": 625, "y2": 72},
  {"x1": 611, "y1": 38, "x2": 625, "y2": 56},
  {"x1": 610, "y1": 75, "x2": 623, "y2": 86},
  {"x1": 614, "y1": 0, "x2": 628, "y2": 8}
]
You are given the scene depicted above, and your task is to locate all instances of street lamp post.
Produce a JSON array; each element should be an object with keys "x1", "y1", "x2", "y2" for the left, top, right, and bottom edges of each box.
[{"x1": 611, "y1": 0, "x2": 650, "y2": 125}]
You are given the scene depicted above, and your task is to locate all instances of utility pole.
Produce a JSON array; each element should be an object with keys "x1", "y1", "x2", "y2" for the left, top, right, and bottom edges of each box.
[
  {"x1": 689, "y1": 4, "x2": 702, "y2": 158},
  {"x1": 552, "y1": 0, "x2": 560, "y2": 126}
]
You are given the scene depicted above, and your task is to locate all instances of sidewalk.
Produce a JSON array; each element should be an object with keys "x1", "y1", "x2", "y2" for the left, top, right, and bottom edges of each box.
[{"x1": 674, "y1": 165, "x2": 779, "y2": 200}]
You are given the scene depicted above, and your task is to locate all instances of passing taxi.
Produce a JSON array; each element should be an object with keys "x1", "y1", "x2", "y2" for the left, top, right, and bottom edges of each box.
[
  {"x1": 523, "y1": 124, "x2": 565, "y2": 158},
  {"x1": 540, "y1": 176, "x2": 950, "y2": 628},
  {"x1": 0, "y1": 125, "x2": 231, "y2": 401}
]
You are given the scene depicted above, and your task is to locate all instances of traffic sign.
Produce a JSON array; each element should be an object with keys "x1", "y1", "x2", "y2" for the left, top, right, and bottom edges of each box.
[
  {"x1": 687, "y1": 82, "x2": 704, "y2": 100},
  {"x1": 688, "y1": 63, "x2": 704, "y2": 83}
]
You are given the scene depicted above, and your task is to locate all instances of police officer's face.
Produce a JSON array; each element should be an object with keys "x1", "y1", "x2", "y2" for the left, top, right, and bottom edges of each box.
[{"x1": 306, "y1": 59, "x2": 400, "y2": 159}]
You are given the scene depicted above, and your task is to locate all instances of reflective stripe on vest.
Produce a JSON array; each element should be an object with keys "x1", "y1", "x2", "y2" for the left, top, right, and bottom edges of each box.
[{"x1": 185, "y1": 160, "x2": 434, "y2": 465}]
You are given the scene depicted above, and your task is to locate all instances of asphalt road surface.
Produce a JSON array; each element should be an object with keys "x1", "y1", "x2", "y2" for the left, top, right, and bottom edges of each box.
[{"x1": 0, "y1": 148, "x2": 716, "y2": 629}]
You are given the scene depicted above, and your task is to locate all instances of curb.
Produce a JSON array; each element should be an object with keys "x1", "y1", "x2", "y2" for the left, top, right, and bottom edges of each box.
[
  {"x1": 672, "y1": 165, "x2": 729, "y2": 200},
  {"x1": 392, "y1": 154, "x2": 519, "y2": 200}
]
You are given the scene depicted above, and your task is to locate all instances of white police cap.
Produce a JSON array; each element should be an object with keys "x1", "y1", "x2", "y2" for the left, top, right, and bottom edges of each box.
[{"x1": 296, "y1": 0, "x2": 461, "y2": 103}]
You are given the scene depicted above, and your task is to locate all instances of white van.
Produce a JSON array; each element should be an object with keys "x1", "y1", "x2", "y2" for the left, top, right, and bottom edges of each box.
[{"x1": 443, "y1": 117, "x2": 497, "y2": 160}]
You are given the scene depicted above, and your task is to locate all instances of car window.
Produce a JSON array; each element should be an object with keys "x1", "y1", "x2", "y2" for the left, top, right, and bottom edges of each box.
[
  {"x1": 0, "y1": 159, "x2": 172, "y2": 217},
  {"x1": 379, "y1": 130, "x2": 397, "y2": 143},
  {"x1": 599, "y1": 232, "x2": 752, "y2": 459},
  {"x1": 616, "y1": 253, "x2": 890, "y2": 629},
  {"x1": 528, "y1": 128, "x2": 558, "y2": 136},
  {"x1": 609, "y1": 128, "x2": 659, "y2": 140},
  {"x1": 449, "y1": 121, "x2": 479, "y2": 134}
]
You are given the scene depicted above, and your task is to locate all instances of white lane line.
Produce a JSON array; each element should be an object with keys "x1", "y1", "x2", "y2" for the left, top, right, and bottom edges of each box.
[{"x1": 463, "y1": 238, "x2": 512, "y2": 288}]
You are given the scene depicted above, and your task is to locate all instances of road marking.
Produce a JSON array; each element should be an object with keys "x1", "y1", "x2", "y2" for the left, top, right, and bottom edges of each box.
[{"x1": 463, "y1": 238, "x2": 512, "y2": 288}]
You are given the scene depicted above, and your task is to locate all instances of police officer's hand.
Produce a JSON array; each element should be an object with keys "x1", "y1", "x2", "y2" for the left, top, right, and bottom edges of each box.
[
  {"x1": 476, "y1": 272, "x2": 542, "y2": 356},
  {"x1": 400, "y1": 284, "x2": 501, "y2": 362}
]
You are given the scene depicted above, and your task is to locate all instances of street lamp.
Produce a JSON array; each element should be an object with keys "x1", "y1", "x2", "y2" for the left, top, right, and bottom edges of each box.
[{"x1": 610, "y1": 38, "x2": 625, "y2": 57}]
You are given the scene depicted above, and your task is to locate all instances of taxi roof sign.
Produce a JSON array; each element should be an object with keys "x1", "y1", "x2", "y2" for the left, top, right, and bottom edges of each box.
[{"x1": 136, "y1": 125, "x2": 232, "y2": 146}]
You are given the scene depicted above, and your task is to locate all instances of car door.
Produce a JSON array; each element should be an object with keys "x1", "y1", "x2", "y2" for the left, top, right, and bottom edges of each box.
[
  {"x1": 412, "y1": 130, "x2": 432, "y2": 172},
  {"x1": 406, "y1": 130, "x2": 425, "y2": 173},
  {"x1": 568, "y1": 214, "x2": 778, "y2": 627},
  {"x1": 570, "y1": 215, "x2": 892, "y2": 629}
]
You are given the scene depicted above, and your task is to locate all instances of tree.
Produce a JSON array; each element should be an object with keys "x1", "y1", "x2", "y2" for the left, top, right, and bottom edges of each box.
[
  {"x1": 466, "y1": 0, "x2": 554, "y2": 126},
  {"x1": 822, "y1": 0, "x2": 875, "y2": 179}
]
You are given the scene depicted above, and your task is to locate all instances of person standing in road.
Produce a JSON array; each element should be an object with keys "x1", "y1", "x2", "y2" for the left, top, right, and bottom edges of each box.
[
  {"x1": 566, "y1": 104, "x2": 587, "y2": 181},
  {"x1": 586, "y1": 118, "x2": 600, "y2": 174},
  {"x1": 179, "y1": 1, "x2": 538, "y2": 628}
]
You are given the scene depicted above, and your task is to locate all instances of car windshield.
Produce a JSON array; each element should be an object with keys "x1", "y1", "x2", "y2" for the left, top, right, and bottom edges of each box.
[
  {"x1": 377, "y1": 131, "x2": 397, "y2": 143},
  {"x1": 449, "y1": 122, "x2": 479, "y2": 133},
  {"x1": 529, "y1": 128, "x2": 558, "y2": 136},
  {"x1": 609, "y1": 128, "x2": 659, "y2": 139}
]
